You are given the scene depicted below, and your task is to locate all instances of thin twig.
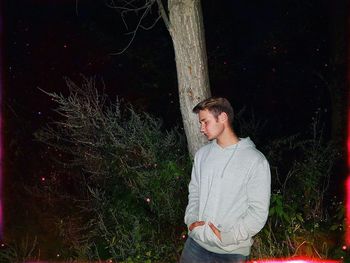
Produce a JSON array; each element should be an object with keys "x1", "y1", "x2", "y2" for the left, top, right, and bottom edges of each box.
[
  {"x1": 156, "y1": 0, "x2": 170, "y2": 29},
  {"x1": 111, "y1": 4, "x2": 153, "y2": 54}
]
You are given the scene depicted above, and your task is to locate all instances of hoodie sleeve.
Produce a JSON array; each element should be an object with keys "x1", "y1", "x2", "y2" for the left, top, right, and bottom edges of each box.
[
  {"x1": 184, "y1": 157, "x2": 200, "y2": 229},
  {"x1": 220, "y1": 157, "x2": 271, "y2": 246}
]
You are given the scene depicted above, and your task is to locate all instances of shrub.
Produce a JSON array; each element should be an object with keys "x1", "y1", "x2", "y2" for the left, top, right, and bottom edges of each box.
[
  {"x1": 34, "y1": 77, "x2": 190, "y2": 262},
  {"x1": 28, "y1": 78, "x2": 344, "y2": 261},
  {"x1": 251, "y1": 111, "x2": 343, "y2": 260}
]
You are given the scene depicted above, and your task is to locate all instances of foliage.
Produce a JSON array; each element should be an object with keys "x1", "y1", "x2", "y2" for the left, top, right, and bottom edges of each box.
[
  {"x1": 6, "y1": 78, "x2": 342, "y2": 262},
  {"x1": 33, "y1": 77, "x2": 191, "y2": 262},
  {"x1": 251, "y1": 111, "x2": 344, "y2": 260},
  {"x1": 0, "y1": 236, "x2": 39, "y2": 263}
]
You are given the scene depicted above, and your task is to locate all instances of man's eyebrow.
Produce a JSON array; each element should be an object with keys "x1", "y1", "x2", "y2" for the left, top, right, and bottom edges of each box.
[{"x1": 199, "y1": 118, "x2": 206, "y2": 122}]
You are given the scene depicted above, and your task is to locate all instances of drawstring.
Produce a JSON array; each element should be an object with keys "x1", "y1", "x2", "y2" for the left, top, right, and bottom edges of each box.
[
  {"x1": 201, "y1": 142, "x2": 239, "y2": 220},
  {"x1": 204, "y1": 141, "x2": 239, "y2": 178},
  {"x1": 220, "y1": 144, "x2": 238, "y2": 178}
]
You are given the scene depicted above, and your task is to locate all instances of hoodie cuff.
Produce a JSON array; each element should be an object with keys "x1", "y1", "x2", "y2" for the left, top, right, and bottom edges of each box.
[{"x1": 185, "y1": 217, "x2": 197, "y2": 230}]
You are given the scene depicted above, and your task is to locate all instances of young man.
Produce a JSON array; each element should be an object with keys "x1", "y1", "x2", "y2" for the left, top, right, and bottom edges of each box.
[{"x1": 180, "y1": 97, "x2": 271, "y2": 263}]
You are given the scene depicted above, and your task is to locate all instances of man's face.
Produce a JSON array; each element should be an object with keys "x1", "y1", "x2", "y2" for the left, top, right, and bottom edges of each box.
[{"x1": 198, "y1": 109, "x2": 225, "y2": 140}]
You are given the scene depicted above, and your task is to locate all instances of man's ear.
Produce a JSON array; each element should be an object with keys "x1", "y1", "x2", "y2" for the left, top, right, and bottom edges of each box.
[{"x1": 218, "y1": 112, "x2": 228, "y2": 123}]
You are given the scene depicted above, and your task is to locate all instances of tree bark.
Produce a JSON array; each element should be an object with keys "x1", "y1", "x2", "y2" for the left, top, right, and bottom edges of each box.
[{"x1": 167, "y1": 0, "x2": 211, "y2": 157}]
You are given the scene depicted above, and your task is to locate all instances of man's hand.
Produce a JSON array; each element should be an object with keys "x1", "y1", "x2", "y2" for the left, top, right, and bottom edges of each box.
[
  {"x1": 209, "y1": 222, "x2": 222, "y2": 241},
  {"x1": 189, "y1": 221, "x2": 205, "y2": 231}
]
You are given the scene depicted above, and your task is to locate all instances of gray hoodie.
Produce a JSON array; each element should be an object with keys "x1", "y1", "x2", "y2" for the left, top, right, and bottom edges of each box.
[{"x1": 184, "y1": 137, "x2": 271, "y2": 256}]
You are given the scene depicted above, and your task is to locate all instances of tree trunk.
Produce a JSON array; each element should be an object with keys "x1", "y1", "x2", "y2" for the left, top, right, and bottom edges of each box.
[{"x1": 167, "y1": 0, "x2": 211, "y2": 157}]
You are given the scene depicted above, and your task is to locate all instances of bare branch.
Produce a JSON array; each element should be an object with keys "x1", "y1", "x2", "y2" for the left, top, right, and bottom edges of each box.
[
  {"x1": 156, "y1": 0, "x2": 170, "y2": 29},
  {"x1": 111, "y1": 3, "x2": 154, "y2": 54},
  {"x1": 140, "y1": 14, "x2": 162, "y2": 30},
  {"x1": 106, "y1": 0, "x2": 149, "y2": 11},
  {"x1": 120, "y1": 10, "x2": 130, "y2": 30},
  {"x1": 107, "y1": 0, "x2": 139, "y2": 10},
  {"x1": 104, "y1": 0, "x2": 163, "y2": 54}
]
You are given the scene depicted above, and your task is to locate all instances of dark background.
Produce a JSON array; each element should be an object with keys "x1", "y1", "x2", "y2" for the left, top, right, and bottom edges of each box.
[
  {"x1": 2, "y1": 0, "x2": 347, "y2": 252},
  {"x1": 4, "y1": 0, "x2": 336, "y2": 131}
]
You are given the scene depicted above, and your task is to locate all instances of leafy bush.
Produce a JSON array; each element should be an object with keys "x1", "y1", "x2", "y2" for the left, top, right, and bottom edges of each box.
[
  {"x1": 15, "y1": 77, "x2": 343, "y2": 262},
  {"x1": 34, "y1": 77, "x2": 190, "y2": 262},
  {"x1": 251, "y1": 112, "x2": 344, "y2": 260},
  {"x1": 0, "y1": 236, "x2": 39, "y2": 263}
]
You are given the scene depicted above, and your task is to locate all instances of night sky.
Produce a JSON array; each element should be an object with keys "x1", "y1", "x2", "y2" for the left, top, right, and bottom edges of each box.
[
  {"x1": 3, "y1": 0, "x2": 347, "y2": 254},
  {"x1": 4, "y1": 0, "x2": 335, "y2": 131}
]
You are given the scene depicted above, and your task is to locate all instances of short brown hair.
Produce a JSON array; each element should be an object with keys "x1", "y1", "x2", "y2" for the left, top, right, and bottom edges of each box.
[{"x1": 192, "y1": 97, "x2": 234, "y2": 123}]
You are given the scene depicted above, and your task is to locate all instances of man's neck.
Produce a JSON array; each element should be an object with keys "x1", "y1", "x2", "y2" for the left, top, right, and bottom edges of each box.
[{"x1": 216, "y1": 129, "x2": 239, "y2": 148}]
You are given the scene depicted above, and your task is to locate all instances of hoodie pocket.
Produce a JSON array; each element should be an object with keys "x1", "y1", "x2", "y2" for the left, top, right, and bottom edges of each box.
[
  {"x1": 190, "y1": 224, "x2": 222, "y2": 247},
  {"x1": 189, "y1": 225, "x2": 204, "y2": 241},
  {"x1": 203, "y1": 224, "x2": 221, "y2": 246}
]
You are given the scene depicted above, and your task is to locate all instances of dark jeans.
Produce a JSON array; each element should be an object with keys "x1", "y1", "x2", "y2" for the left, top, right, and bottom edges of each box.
[{"x1": 180, "y1": 237, "x2": 248, "y2": 263}]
